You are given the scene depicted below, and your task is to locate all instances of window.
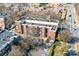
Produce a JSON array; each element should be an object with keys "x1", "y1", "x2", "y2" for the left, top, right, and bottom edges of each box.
[{"x1": 45, "y1": 28, "x2": 48, "y2": 37}]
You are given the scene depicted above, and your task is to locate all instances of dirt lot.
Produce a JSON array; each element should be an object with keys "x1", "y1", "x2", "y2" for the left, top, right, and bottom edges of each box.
[{"x1": 8, "y1": 45, "x2": 26, "y2": 56}]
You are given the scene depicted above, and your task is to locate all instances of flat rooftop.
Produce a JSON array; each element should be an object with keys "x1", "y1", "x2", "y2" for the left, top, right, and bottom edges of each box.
[
  {"x1": 0, "y1": 30, "x2": 14, "y2": 51},
  {"x1": 18, "y1": 16, "x2": 59, "y2": 23},
  {"x1": 16, "y1": 17, "x2": 59, "y2": 26},
  {"x1": 15, "y1": 17, "x2": 59, "y2": 32}
]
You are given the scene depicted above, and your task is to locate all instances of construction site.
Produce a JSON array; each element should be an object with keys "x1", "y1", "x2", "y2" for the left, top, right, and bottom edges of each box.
[{"x1": 0, "y1": 3, "x2": 79, "y2": 56}]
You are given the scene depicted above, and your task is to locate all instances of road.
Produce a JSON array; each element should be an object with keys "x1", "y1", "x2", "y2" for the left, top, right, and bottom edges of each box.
[
  {"x1": 66, "y1": 4, "x2": 79, "y2": 38},
  {"x1": 58, "y1": 4, "x2": 79, "y2": 53},
  {"x1": 65, "y1": 4, "x2": 79, "y2": 53}
]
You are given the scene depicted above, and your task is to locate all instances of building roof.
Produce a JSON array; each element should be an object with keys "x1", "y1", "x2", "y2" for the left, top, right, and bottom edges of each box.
[
  {"x1": 15, "y1": 17, "x2": 59, "y2": 32},
  {"x1": 18, "y1": 16, "x2": 59, "y2": 22},
  {"x1": 17, "y1": 16, "x2": 59, "y2": 25},
  {"x1": 0, "y1": 30, "x2": 15, "y2": 51}
]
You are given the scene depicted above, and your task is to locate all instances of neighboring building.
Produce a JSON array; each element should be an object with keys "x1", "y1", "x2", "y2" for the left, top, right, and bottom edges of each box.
[
  {"x1": 0, "y1": 18, "x2": 5, "y2": 31},
  {"x1": 15, "y1": 17, "x2": 59, "y2": 41},
  {"x1": 0, "y1": 30, "x2": 17, "y2": 56},
  {"x1": 0, "y1": 14, "x2": 10, "y2": 30}
]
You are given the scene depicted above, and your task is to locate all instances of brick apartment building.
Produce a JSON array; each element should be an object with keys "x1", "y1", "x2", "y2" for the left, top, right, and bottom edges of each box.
[{"x1": 15, "y1": 18, "x2": 59, "y2": 41}]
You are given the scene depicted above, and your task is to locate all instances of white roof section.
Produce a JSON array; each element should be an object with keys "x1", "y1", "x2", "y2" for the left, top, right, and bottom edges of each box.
[
  {"x1": 25, "y1": 20, "x2": 59, "y2": 26},
  {"x1": 15, "y1": 19, "x2": 59, "y2": 32}
]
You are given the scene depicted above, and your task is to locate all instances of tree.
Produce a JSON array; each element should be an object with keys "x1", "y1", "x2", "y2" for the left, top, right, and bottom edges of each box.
[
  {"x1": 64, "y1": 50, "x2": 77, "y2": 56},
  {"x1": 67, "y1": 37, "x2": 79, "y2": 44}
]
